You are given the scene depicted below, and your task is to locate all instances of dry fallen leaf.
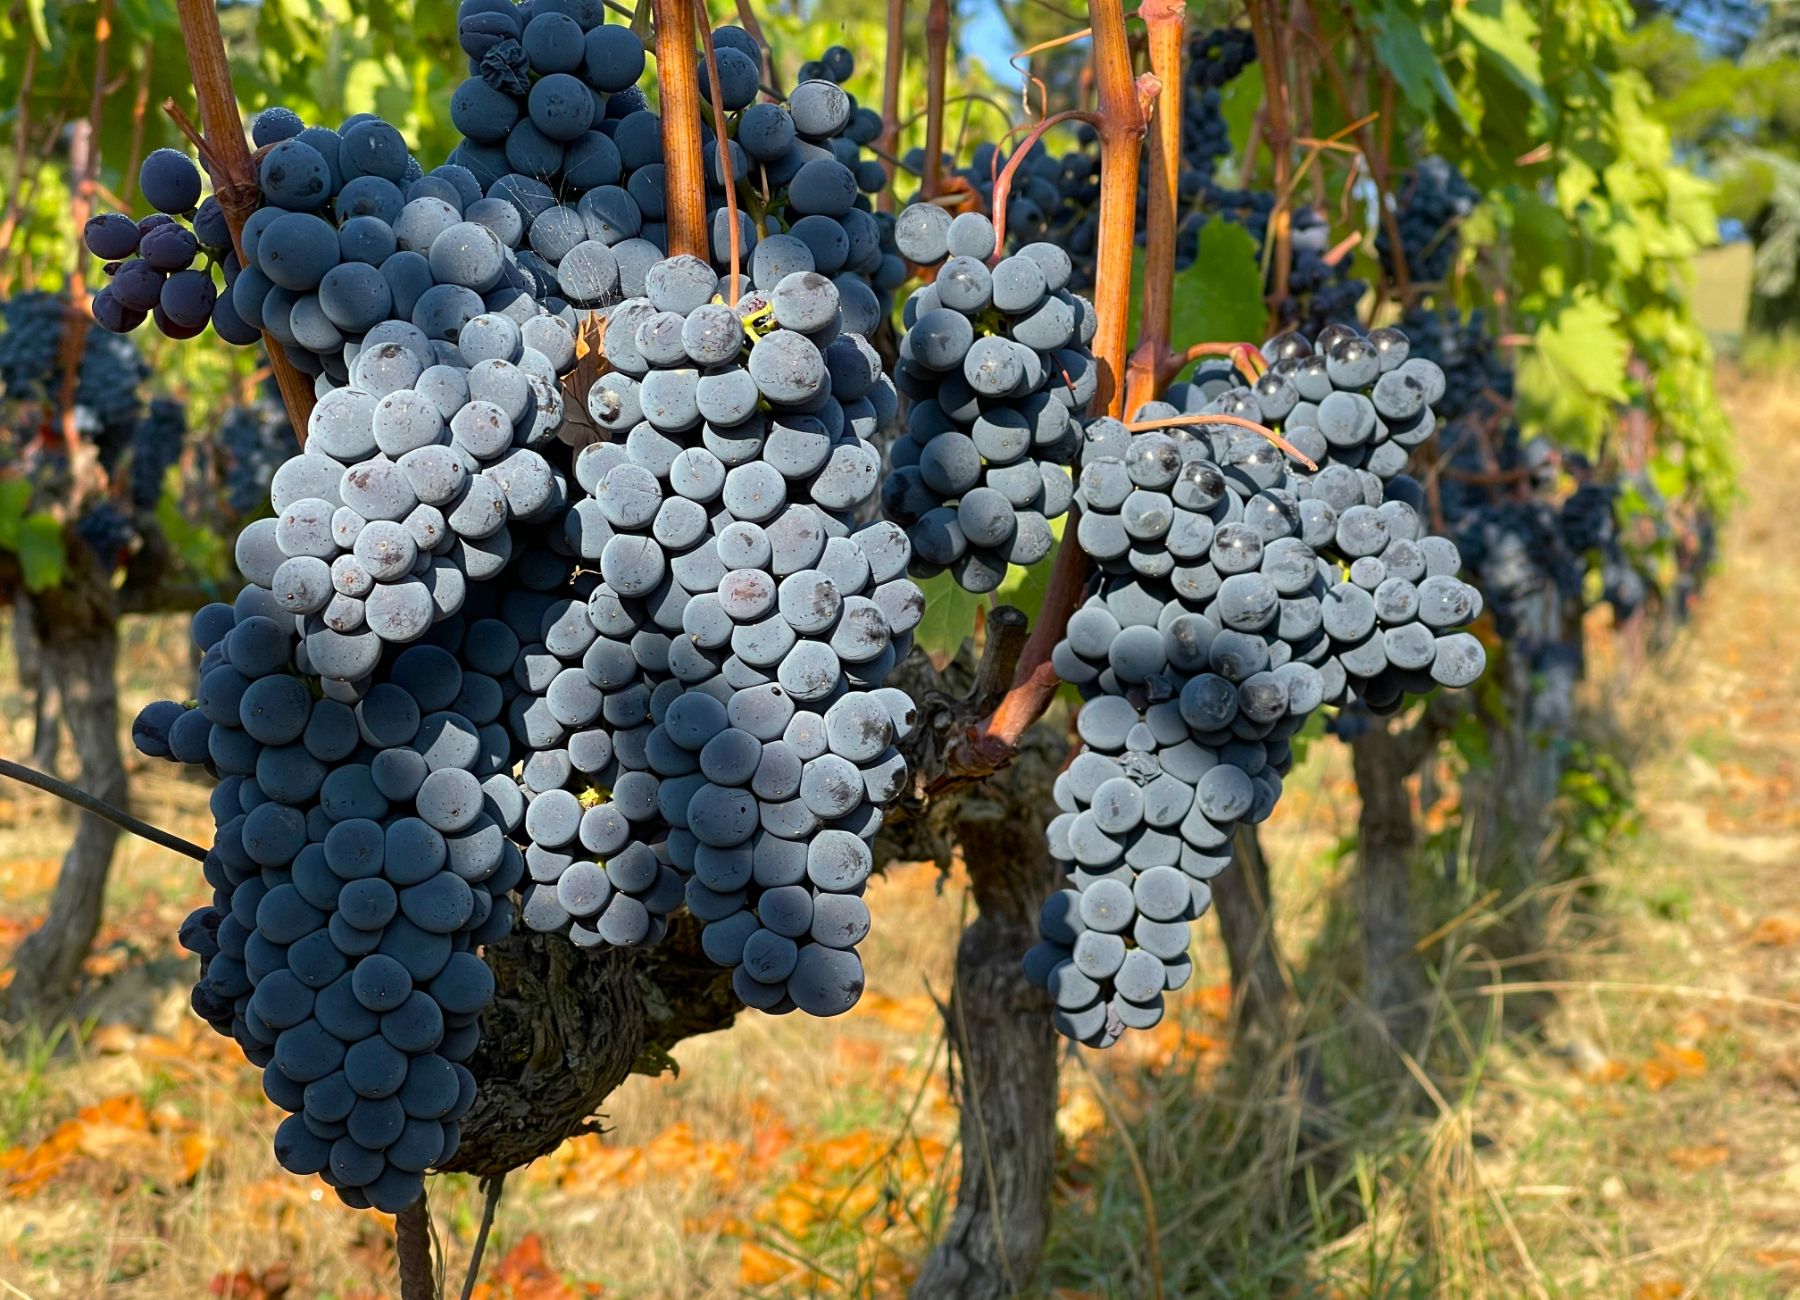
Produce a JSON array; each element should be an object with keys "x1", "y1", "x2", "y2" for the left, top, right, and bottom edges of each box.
[
  {"x1": 1642, "y1": 1042, "x2": 1708, "y2": 1091},
  {"x1": 1666, "y1": 1143, "x2": 1730, "y2": 1172},
  {"x1": 472, "y1": 1234, "x2": 599, "y2": 1299},
  {"x1": 1749, "y1": 914, "x2": 1800, "y2": 946}
]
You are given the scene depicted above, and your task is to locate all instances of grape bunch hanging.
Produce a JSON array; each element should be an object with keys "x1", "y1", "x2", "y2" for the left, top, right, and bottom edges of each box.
[
  {"x1": 83, "y1": 0, "x2": 1494, "y2": 1219},
  {"x1": 99, "y1": 3, "x2": 917, "y2": 1214}
]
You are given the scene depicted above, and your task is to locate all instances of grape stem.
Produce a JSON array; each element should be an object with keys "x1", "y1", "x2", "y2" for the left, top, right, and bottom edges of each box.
[
  {"x1": 0, "y1": 757, "x2": 208, "y2": 862},
  {"x1": 946, "y1": 0, "x2": 1145, "y2": 779},
  {"x1": 921, "y1": 0, "x2": 951, "y2": 199},
  {"x1": 691, "y1": 0, "x2": 741, "y2": 304},
  {"x1": 1124, "y1": 411, "x2": 1319, "y2": 471},
  {"x1": 651, "y1": 0, "x2": 708, "y2": 262},
  {"x1": 878, "y1": 0, "x2": 907, "y2": 212},
  {"x1": 1124, "y1": 0, "x2": 1186, "y2": 411},
  {"x1": 171, "y1": 0, "x2": 317, "y2": 441}
]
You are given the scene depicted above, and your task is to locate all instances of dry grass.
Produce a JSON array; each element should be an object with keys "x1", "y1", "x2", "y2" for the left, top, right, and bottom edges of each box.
[{"x1": 2, "y1": 369, "x2": 1797, "y2": 1297}]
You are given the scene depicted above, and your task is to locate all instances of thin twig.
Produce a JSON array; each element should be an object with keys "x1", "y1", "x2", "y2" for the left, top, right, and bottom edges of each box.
[
  {"x1": 457, "y1": 1174, "x2": 507, "y2": 1300},
  {"x1": 1009, "y1": 26, "x2": 1093, "y2": 120},
  {"x1": 989, "y1": 110, "x2": 1102, "y2": 255},
  {"x1": 1125, "y1": 411, "x2": 1319, "y2": 470},
  {"x1": 0, "y1": 758, "x2": 208, "y2": 862},
  {"x1": 121, "y1": 46, "x2": 154, "y2": 207},
  {"x1": 159, "y1": 98, "x2": 220, "y2": 175},
  {"x1": 732, "y1": 0, "x2": 782, "y2": 97}
]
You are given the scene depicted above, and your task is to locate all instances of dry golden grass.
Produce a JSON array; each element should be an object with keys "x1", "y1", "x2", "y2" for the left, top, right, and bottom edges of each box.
[{"x1": 2, "y1": 368, "x2": 1798, "y2": 1298}]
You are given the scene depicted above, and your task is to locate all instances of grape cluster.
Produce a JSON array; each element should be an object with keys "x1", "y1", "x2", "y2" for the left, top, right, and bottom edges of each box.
[
  {"x1": 129, "y1": 397, "x2": 187, "y2": 510},
  {"x1": 1377, "y1": 156, "x2": 1480, "y2": 288},
  {"x1": 236, "y1": 309, "x2": 579, "y2": 671},
  {"x1": 218, "y1": 386, "x2": 298, "y2": 520},
  {"x1": 1023, "y1": 323, "x2": 1487, "y2": 1047},
  {"x1": 99, "y1": 9, "x2": 927, "y2": 1215},
  {"x1": 82, "y1": 150, "x2": 252, "y2": 344},
  {"x1": 882, "y1": 205, "x2": 1094, "y2": 592},
  {"x1": 497, "y1": 253, "x2": 918, "y2": 1014},
  {"x1": 442, "y1": 5, "x2": 901, "y2": 328},
  {"x1": 0, "y1": 290, "x2": 196, "y2": 572},
  {"x1": 0, "y1": 290, "x2": 152, "y2": 470},
  {"x1": 131, "y1": 598, "x2": 517, "y2": 1212}
]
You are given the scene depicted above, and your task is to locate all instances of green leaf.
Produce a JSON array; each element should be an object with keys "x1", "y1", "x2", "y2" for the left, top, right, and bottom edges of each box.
[
  {"x1": 1152, "y1": 218, "x2": 1267, "y2": 365},
  {"x1": 1516, "y1": 292, "x2": 1631, "y2": 445},
  {"x1": 1454, "y1": 0, "x2": 1546, "y2": 110},
  {"x1": 19, "y1": 513, "x2": 66, "y2": 593},
  {"x1": 1369, "y1": 0, "x2": 1467, "y2": 125},
  {"x1": 910, "y1": 517, "x2": 1067, "y2": 663},
  {"x1": 0, "y1": 479, "x2": 30, "y2": 552},
  {"x1": 911, "y1": 573, "x2": 989, "y2": 664}
]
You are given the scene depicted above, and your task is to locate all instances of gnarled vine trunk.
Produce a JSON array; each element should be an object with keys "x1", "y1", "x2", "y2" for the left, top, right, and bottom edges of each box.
[
  {"x1": 912, "y1": 728, "x2": 1064, "y2": 1300},
  {"x1": 6, "y1": 578, "x2": 124, "y2": 1021},
  {"x1": 1214, "y1": 825, "x2": 1290, "y2": 1038},
  {"x1": 1350, "y1": 723, "x2": 1426, "y2": 1051},
  {"x1": 13, "y1": 598, "x2": 61, "y2": 771}
]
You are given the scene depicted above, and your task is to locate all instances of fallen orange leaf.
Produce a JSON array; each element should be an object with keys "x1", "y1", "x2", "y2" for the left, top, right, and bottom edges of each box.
[
  {"x1": 1665, "y1": 1143, "x2": 1730, "y2": 1172},
  {"x1": 1749, "y1": 915, "x2": 1800, "y2": 946},
  {"x1": 1642, "y1": 1042, "x2": 1707, "y2": 1091},
  {"x1": 471, "y1": 1234, "x2": 600, "y2": 1299},
  {"x1": 738, "y1": 1241, "x2": 797, "y2": 1287}
]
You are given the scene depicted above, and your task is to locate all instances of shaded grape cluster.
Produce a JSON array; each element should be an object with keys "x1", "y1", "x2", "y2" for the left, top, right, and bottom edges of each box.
[
  {"x1": 882, "y1": 205, "x2": 1094, "y2": 592},
  {"x1": 131, "y1": 598, "x2": 517, "y2": 1212},
  {"x1": 1377, "y1": 156, "x2": 1480, "y2": 287}
]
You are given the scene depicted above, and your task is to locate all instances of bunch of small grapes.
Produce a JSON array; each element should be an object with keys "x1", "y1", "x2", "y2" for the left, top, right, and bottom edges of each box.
[
  {"x1": 882, "y1": 204, "x2": 1095, "y2": 593},
  {"x1": 1026, "y1": 322, "x2": 1488, "y2": 1047}
]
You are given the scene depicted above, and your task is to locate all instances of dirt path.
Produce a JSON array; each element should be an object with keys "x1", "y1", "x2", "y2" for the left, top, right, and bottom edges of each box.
[{"x1": 1466, "y1": 369, "x2": 1800, "y2": 1298}]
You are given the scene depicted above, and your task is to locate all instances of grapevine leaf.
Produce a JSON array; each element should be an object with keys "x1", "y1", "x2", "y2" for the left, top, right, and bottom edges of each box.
[
  {"x1": 1517, "y1": 293, "x2": 1630, "y2": 443},
  {"x1": 1453, "y1": 0, "x2": 1546, "y2": 109},
  {"x1": 0, "y1": 479, "x2": 30, "y2": 552},
  {"x1": 912, "y1": 574, "x2": 988, "y2": 667},
  {"x1": 1369, "y1": 0, "x2": 1466, "y2": 125},
  {"x1": 1151, "y1": 218, "x2": 1265, "y2": 365},
  {"x1": 18, "y1": 513, "x2": 66, "y2": 593}
]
